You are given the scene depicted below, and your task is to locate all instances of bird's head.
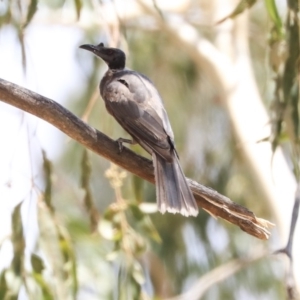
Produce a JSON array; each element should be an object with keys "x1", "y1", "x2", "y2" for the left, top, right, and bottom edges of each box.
[{"x1": 79, "y1": 43, "x2": 126, "y2": 70}]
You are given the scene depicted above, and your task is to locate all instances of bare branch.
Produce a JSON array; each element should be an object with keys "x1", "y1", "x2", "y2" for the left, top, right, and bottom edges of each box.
[
  {"x1": 165, "y1": 249, "x2": 268, "y2": 300},
  {"x1": 275, "y1": 185, "x2": 300, "y2": 299},
  {"x1": 0, "y1": 78, "x2": 274, "y2": 239}
]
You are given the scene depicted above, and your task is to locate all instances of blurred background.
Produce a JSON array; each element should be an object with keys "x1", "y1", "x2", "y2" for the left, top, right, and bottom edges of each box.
[{"x1": 0, "y1": 0, "x2": 299, "y2": 299}]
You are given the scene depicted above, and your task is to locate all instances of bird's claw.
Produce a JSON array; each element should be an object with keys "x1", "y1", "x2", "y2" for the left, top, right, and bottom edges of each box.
[
  {"x1": 116, "y1": 138, "x2": 124, "y2": 153},
  {"x1": 116, "y1": 138, "x2": 135, "y2": 153}
]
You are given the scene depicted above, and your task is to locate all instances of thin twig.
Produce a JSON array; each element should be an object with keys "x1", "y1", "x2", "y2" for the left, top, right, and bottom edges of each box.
[
  {"x1": 165, "y1": 249, "x2": 268, "y2": 300},
  {"x1": 81, "y1": 87, "x2": 99, "y2": 122},
  {"x1": 275, "y1": 185, "x2": 300, "y2": 299}
]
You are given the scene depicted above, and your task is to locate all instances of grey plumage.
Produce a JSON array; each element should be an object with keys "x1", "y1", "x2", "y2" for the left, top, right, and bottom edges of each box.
[{"x1": 80, "y1": 43, "x2": 198, "y2": 217}]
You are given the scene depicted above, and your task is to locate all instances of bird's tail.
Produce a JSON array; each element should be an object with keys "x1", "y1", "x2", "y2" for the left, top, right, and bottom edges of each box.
[{"x1": 152, "y1": 152, "x2": 198, "y2": 217}]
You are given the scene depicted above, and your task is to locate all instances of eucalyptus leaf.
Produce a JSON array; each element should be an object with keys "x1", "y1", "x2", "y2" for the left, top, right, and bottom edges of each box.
[
  {"x1": 264, "y1": 0, "x2": 283, "y2": 36},
  {"x1": 217, "y1": 0, "x2": 257, "y2": 24},
  {"x1": 0, "y1": 270, "x2": 8, "y2": 300},
  {"x1": 23, "y1": 0, "x2": 38, "y2": 28},
  {"x1": 11, "y1": 202, "x2": 24, "y2": 275},
  {"x1": 132, "y1": 261, "x2": 145, "y2": 285},
  {"x1": 74, "y1": 0, "x2": 82, "y2": 20},
  {"x1": 31, "y1": 254, "x2": 45, "y2": 274},
  {"x1": 31, "y1": 273, "x2": 54, "y2": 300},
  {"x1": 42, "y1": 150, "x2": 53, "y2": 212}
]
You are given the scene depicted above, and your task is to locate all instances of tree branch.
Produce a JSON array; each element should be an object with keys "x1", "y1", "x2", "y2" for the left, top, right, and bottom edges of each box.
[
  {"x1": 166, "y1": 249, "x2": 268, "y2": 300},
  {"x1": 0, "y1": 78, "x2": 274, "y2": 239}
]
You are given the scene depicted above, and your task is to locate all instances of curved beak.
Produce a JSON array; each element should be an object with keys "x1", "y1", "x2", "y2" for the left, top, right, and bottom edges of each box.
[
  {"x1": 79, "y1": 43, "x2": 107, "y2": 62},
  {"x1": 79, "y1": 44, "x2": 98, "y2": 53}
]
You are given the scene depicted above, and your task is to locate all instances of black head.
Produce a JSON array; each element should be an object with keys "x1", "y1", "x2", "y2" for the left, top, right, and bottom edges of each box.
[{"x1": 79, "y1": 42, "x2": 126, "y2": 70}]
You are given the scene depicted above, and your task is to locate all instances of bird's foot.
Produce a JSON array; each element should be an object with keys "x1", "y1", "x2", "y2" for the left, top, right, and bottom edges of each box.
[{"x1": 116, "y1": 138, "x2": 136, "y2": 153}]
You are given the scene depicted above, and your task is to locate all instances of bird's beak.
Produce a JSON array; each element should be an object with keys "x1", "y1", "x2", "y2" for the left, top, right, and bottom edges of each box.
[
  {"x1": 79, "y1": 43, "x2": 104, "y2": 57},
  {"x1": 79, "y1": 44, "x2": 99, "y2": 54},
  {"x1": 79, "y1": 43, "x2": 108, "y2": 61}
]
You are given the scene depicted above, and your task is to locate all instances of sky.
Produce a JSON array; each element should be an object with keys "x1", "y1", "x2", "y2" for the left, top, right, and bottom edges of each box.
[{"x1": 0, "y1": 21, "x2": 85, "y2": 273}]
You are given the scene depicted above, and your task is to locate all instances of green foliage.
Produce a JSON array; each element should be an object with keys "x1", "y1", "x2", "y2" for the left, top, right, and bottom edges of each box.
[
  {"x1": 23, "y1": 0, "x2": 38, "y2": 29},
  {"x1": 73, "y1": 0, "x2": 82, "y2": 20},
  {"x1": 0, "y1": 151, "x2": 80, "y2": 299},
  {"x1": 99, "y1": 164, "x2": 161, "y2": 299},
  {"x1": 268, "y1": 0, "x2": 300, "y2": 180},
  {"x1": 217, "y1": 0, "x2": 257, "y2": 24},
  {"x1": 42, "y1": 150, "x2": 54, "y2": 212},
  {"x1": 0, "y1": 0, "x2": 38, "y2": 69},
  {"x1": 264, "y1": 0, "x2": 283, "y2": 37},
  {"x1": 1, "y1": 0, "x2": 295, "y2": 299},
  {"x1": 41, "y1": 151, "x2": 78, "y2": 299},
  {"x1": 80, "y1": 149, "x2": 99, "y2": 231},
  {"x1": 11, "y1": 203, "x2": 24, "y2": 276}
]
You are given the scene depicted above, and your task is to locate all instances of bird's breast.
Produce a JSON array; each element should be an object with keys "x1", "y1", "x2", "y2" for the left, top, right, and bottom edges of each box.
[{"x1": 103, "y1": 82, "x2": 128, "y2": 103}]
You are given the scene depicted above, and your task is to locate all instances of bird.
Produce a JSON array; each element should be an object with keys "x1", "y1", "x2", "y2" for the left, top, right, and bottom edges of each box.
[{"x1": 79, "y1": 42, "x2": 198, "y2": 217}]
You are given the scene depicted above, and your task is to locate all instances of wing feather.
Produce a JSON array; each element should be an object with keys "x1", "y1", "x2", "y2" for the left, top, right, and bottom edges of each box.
[{"x1": 102, "y1": 71, "x2": 174, "y2": 161}]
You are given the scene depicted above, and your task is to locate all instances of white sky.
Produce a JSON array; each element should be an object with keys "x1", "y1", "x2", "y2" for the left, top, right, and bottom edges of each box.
[{"x1": 0, "y1": 21, "x2": 85, "y2": 272}]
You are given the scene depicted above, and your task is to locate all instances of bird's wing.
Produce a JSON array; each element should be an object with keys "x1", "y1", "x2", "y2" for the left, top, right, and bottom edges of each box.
[
  {"x1": 103, "y1": 71, "x2": 174, "y2": 161},
  {"x1": 131, "y1": 72, "x2": 175, "y2": 141}
]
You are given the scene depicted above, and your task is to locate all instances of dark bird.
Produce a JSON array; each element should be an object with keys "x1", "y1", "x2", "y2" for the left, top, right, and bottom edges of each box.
[{"x1": 80, "y1": 42, "x2": 198, "y2": 217}]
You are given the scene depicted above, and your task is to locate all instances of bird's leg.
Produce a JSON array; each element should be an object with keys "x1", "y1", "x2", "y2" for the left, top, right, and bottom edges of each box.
[{"x1": 116, "y1": 138, "x2": 137, "y2": 153}]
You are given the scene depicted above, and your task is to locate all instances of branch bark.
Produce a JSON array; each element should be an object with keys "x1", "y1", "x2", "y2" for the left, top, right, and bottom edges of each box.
[{"x1": 0, "y1": 78, "x2": 273, "y2": 239}]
